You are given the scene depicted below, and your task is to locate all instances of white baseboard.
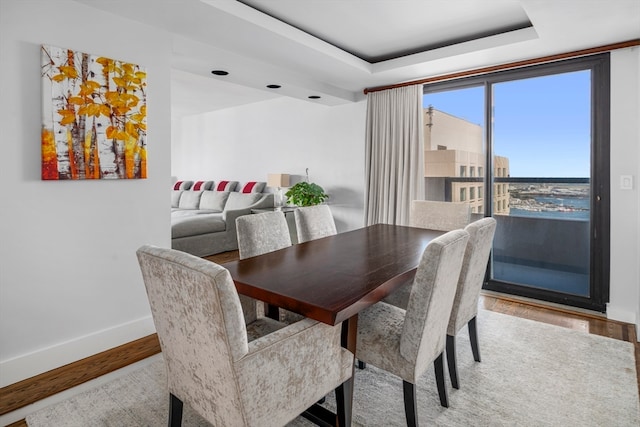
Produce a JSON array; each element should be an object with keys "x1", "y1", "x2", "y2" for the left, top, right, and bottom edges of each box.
[{"x1": 0, "y1": 316, "x2": 156, "y2": 387}]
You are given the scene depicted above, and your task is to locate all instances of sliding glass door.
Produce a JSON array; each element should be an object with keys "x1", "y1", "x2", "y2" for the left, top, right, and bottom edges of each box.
[
  {"x1": 423, "y1": 54, "x2": 610, "y2": 311},
  {"x1": 491, "y1": 72, "x2": 592, "y2": 297}
]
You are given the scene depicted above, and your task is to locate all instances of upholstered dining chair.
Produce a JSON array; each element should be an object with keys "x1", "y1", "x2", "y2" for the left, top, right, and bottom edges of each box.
[
  {"x1": 355, "y1": 229, "x2": 470, "y2": 426},
  {"x1": 409, "y1": 200, "x2": 471, "y2": 231},
  {"x1": 236, "y1": 210, "x2": 292, "y2": 259},
  {"x1": 294, "y1": 204, "x2": 337, "y2": 243},
  {"x1": 382, "y1": 200, "x2": 471, "y2": 309},
  {"x1": 236, "y1": 211, "x2": 300, "y2": 323},
  {"x1": 136, "y1": 245, "x2": 354, "y2": 427},
  {"x1": 446, "y1": 217, "x2": 497, "y2": 390}
]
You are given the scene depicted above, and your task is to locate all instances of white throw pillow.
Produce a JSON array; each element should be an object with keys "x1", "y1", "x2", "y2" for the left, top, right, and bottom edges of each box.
[
  {"x1": 171, "y1": 191, "x2": 183, "y2": 208},
  {"x1": 199, "y1": 191, "x2": 229, "y2": 212},
  {"x1": 178, "y1": 191, "x2": 202, "y2": 209}
]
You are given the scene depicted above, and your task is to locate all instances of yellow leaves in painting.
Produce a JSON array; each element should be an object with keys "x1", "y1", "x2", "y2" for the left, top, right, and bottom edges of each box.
[
  {"x1": 52, "y1": 55, "x2": 146, "y2": 135},
  {"x1": 104, "y1": 92, "x2": 140, "y2": 115},
  {"x1": 77, "y1": 103, "x2": 110, "y2": 118},
  {"x1": 67, "y1": 96, "x2": 83, "y2": 105},
  {"x1": 51, "y1": 65, "x2": 79, "y2": 82},
  {"x1": 53, "y1": 55, "x2": 146, "y2": 148},
  {"x1": 131, "y1": 104, "x2": 146, "y2": 127},
  {"x1": 59, "y1": 66, "x2": 78, "y2": 78},
  {"x1": 58, "y1": 109, "x2": 76, "y2": 125},
  {"x1": 78, "y1": 80, "x2": 101, "y2": 97},
  {"x1": 106, "y1": 125, "x2": 127, "y2": 140}
]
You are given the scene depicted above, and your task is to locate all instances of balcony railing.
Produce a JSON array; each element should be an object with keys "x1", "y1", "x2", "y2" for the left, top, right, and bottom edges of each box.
[{"x1": 433, "y1": 177, "x2": 591, "y2": 296}]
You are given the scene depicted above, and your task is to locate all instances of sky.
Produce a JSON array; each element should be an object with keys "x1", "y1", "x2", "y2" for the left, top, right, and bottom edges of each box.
[{"x1": 423, "y1": 70, "x2": 591, "y2": 178}]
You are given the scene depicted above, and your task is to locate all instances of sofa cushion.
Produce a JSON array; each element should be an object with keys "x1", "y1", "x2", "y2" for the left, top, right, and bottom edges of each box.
[
  {"x1": 172, "y1": 214, "x2": 226, "y2": 238},
  {"x1": 239, "y1": 181, "x2": 266, "y2": 193},
  {"x1": 173, "y1": 180, "x2": 193, "y2": 190},
  {"x1": 215, "y1": 180, "x2": 238, "y2": 192},
  {"x1": 224, "y1": 192, "x2": 263, "y2": 211},
  {"x1": 171, "y1": 190, "x2": 183, "y2": 208},
  {"x1": 191, "y1": 180, "x2": 214, "y2": 191},
  {"x1": 200, "y1": 191, "x2": 229, "y2": 212},
  {"x1": 178, "y1": 191, "x2": 203, "y2": 209}
]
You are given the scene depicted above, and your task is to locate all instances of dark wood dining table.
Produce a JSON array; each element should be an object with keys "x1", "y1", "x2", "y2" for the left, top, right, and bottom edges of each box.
[{"x1": 224, "y1": 223, "x2": 444, "y2": 427}]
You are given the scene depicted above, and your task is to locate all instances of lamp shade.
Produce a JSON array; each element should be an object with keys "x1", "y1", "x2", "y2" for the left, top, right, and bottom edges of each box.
[{"x1": 267, "y1": 173, "x2": 290, "y2": 187}]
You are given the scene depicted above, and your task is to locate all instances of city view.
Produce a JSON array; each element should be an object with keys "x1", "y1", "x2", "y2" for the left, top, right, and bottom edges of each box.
[
  {"x1": 508, "y1": 183, "x2": 590, "y2": 220},
  {"x1": 421, "y1": 104, "x2": 592, "y2": 220},
  {"x1": 421, "y1": 66, "x2": 596, "y2": 300}
]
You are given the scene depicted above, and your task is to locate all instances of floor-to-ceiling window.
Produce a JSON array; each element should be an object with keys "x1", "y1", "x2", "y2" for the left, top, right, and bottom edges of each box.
[{"x1": 422, "y1": 54, "x2": 610, "y2": 311}]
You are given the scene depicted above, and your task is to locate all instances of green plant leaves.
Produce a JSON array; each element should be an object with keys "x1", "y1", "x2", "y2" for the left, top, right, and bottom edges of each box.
[{"x1": 284, "y1": 182, "x2": 328, "y2": 206}]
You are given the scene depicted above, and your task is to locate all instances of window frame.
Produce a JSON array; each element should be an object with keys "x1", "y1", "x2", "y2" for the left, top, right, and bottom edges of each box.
[{"x1": 423, "y1": 53, "x2": 610, "y2": 312}]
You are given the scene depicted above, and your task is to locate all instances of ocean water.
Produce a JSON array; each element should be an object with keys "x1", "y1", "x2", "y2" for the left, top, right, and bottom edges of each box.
[{"x1": 510, "y1": 196, "x2": 590, "y2": 220}]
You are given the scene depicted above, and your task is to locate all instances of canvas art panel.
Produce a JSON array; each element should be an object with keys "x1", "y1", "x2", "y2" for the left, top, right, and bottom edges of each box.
[{"x1": 41, "y1": 45, "x2": 147, "y2": 180}]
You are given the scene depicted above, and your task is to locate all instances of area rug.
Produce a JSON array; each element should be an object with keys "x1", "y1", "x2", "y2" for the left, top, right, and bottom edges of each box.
[{"x1": 26, "y1": 310, "x2": 639, "y2": 426}]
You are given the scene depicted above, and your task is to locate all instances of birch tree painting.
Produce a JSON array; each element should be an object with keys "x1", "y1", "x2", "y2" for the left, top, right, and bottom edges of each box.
[{"x1": 41, "y1": 45, "x2": 147, "y2": 180}]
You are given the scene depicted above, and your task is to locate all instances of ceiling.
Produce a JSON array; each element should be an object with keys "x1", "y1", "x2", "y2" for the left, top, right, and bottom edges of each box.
[{"x1": 75, "y1": 0, "x2": 640, "y2": 116}]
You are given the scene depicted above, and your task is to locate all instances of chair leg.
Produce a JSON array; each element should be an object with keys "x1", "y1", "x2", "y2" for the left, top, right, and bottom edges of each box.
[
  {"x1": 357, "y1": 360, "x2": 366, "y2": 369},
  {"x1": 434, "y1": 352, "x2": 449, "y2": 408},
  {"x1": 468, "y1": 317, "x2": 481, "y2": 362},
  {"x1": 265, "y1": 303, "x2": 280, "y2": 320},
  {"x1": 169, "y1": 393, "x2": 183, "y2": 427},
  {"x1": 402, "y1": 380, "x2": 418, "y2": 427},
  {"x1": 446, "y1": 334, "x2": 460, "y2": 389},
  {"x1": 335, "y1": 377, "x2": 354, "y2": 427}
]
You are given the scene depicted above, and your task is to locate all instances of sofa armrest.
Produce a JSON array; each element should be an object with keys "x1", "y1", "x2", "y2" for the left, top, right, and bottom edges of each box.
[{"x1": 222, "y1": 194, "x2": 274, "y2": 230}]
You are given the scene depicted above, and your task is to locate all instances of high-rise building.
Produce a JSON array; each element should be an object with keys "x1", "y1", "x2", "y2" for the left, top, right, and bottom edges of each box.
[{"x1": 423, "y1": 106, "x2": 510, "y2": 214}]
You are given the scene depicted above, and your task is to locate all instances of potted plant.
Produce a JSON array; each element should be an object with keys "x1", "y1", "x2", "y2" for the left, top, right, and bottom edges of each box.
[{"x1": 285, "y1": 181, "x2": 329, "y2": 206}]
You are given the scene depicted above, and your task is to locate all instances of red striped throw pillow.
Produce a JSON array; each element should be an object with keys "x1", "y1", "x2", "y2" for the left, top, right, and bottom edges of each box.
[
  {"x1": 216, "y1": 180, "x2": 233, "y2": 191},
  {"x1": 241, "y1": 181, "x2": 257, "y2": 193},
  {"x1": 173, "y1": 180, "x2": 193, "y2": 190},
  {"x1": 191, "y1": 180, "x2": 213, "y2": 191}
]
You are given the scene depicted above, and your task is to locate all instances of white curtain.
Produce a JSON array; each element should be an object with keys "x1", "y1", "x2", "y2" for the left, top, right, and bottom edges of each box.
[{"x1": 364, "y1": 85, "x2": 424, "y2": 226}]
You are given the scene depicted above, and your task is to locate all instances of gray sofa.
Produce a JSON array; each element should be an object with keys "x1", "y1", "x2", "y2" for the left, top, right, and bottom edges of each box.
[{"x1": 171, "y1": 180, "x2": 274, "y2": 256}]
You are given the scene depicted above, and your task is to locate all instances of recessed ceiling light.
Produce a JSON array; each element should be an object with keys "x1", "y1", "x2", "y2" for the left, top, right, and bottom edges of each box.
[
  {"x1": 211, "y1": 70, "x2": 229, "y2": 76},
  {"x1": 266, "y1": 84, "x2": 281, "y2": 89},
  {"x1": 308, "y1": 95, "x2": 321, "y2": 99}
]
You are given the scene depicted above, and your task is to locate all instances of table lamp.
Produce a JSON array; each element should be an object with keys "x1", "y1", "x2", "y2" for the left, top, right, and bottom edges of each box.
[{"x1": 267, "y1": 173, "x2": 290, "y2": 210}]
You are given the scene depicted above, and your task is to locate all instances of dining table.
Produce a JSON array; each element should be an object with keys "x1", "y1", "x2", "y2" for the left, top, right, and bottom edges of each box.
[{"x1": 224, "y1": 223, "x2": 444, "y2": 427}]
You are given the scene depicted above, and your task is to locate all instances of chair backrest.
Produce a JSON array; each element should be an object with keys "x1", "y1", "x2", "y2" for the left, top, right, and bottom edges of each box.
[
  {"x1": 136, "y1": 245, "x2": 248, "y2": 422},
  {"x1": 400, "y1": 229, "x2": 470, "y2": 377},
  {"x1": 448, "y1": 217, "x2": 497, "y2": 335},
  {"x1": 236, "y1": 211, "x2": 292, "y2": 259},
  {"x1": 410, "y1": 200, "x2": 471, "y2": 231},
  {"x1": 294, "y1": 205, "x2": 338, "y2": 243}
]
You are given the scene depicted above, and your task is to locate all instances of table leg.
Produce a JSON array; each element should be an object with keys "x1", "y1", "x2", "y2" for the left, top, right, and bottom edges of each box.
[
  {"x1": 265, "y1": 303, "x2": 280, "y2": 320},
  {"x1": 341, "y1": 315, "x2": 358, "y2": 350}
]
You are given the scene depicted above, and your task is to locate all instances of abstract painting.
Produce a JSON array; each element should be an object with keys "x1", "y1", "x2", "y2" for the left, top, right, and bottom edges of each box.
[{"x1": 41, "y1": 45, "x2": 147, "y2": 180}]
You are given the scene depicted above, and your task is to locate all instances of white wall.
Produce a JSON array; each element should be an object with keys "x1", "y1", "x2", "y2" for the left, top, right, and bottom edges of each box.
[
  {"x1": 0, "y1": 0, "x2": 172, "y2": 388},
  {"x1": 172, "y1": 97, "x2": 367, "y2": 232},
  {"x1": 608, "y1": 46, "x2": 640, "y2": 327}
]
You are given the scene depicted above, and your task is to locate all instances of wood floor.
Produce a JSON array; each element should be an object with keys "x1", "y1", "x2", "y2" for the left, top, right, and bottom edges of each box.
[{"x1": 5, "y1": 250, "x2": 638, "y2": 427}]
